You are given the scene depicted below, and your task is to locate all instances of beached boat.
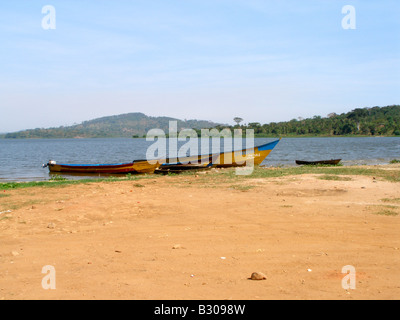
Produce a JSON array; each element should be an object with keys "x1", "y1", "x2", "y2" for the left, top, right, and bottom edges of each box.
[
  {"x1": 210, "y1": 138, "x2": 281, "y2": 168},
  {"x1": 44, "y1": 139, "x2": 281, "y2": 174},
  {"x1": 155, "y1": 163, "x2": 212, "y2": 174},
  {"x1": 295, "y1": 159, "x2": 341, "y2": 166},
  {"x1": 43, "y1": 159, "x2": 159, "y2": 174},
  {"x1": 157, "y1": 138, "x2": 281, "y2": 170}
]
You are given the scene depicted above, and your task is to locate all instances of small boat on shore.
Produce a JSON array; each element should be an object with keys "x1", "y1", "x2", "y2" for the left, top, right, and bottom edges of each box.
[
  {"x1": 44, "y1": 139, "x2": 281, "y2": 175},
  {"x1": 43, "y1": 159, "x2": 159, "y2": 174},
  {"x1": 295, "y1": 159, "x2": 341, "y2": 166},
  {"x1": 155, "y1": 163, "x2": 212, "y2": 174}
]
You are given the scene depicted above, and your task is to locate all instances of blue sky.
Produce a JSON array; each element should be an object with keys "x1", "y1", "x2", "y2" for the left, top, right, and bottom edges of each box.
[{"x1": 0, "y1": 0, "x2": 399, "y2": 132}]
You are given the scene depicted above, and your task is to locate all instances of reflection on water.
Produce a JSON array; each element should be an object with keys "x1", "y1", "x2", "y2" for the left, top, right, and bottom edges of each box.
[{"x1": 0, "y1": 137, "x2": 399, "y2": 181}]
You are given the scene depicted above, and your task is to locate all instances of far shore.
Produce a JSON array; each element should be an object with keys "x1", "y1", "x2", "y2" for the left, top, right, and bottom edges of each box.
[{"x1": 1, "y1": 134, "x2": 400, "y2": 139}]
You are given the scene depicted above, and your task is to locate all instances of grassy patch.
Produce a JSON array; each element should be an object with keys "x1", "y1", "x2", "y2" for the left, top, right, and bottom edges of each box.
[
  {"x1": 299, "y1": 163, "x2": 343, "y2": 167},
  {"x1": 1, "y1": 199, "x2": 46, "y2": 211},
  {"x1": 0, "y1": 174, "x2": 153, "y2": 190},
  {"x1": 0, "y1": 180, "x2": 82, "y2": 190},
  {"x1": 318, "y1": 175, "x2": 352, "y2": 181},
  {"x1": 229, "y1": 185, "x2": 255, "y2": 192},
  {"x1": 221, "y1": 165, "x2": 400, "y2": 182},
  {"x1": 49, "y1": 175, "x2": 69, "y2": 181},
  {"x1": 390, "y1": 159, "x2": 400, "y2": 164},
  {"x1": 381, "y1": 198, "x2": 400, "y2": 203},
  {"x1": 370, "y1": 204, "x2": 399, "y2": 216},
  {"x1": 133, "y1": 183, "x2": 145, "y2": 188},
  {"x1": 374, "y1": 209, "x2": 399, "y2": 216}
]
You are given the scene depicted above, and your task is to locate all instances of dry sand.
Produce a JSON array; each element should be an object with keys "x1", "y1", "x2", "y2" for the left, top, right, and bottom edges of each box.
[{"x1": 1, "y1": 166, "x2": 399, "y2": 300}]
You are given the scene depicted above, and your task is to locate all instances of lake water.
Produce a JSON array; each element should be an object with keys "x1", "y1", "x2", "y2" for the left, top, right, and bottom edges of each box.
[{"x1": 0, "y1": 137, "x2": 399, "y2": 182}]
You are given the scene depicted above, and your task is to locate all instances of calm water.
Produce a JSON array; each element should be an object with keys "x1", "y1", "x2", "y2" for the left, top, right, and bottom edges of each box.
[{"x1": 0, "y1": 137, "x2": 399, "y2": 182}]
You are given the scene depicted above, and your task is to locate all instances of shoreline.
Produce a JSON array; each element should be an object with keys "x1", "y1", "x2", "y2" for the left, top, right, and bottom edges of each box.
[{"x1": 1, "y1": 160, "x2": 400, "y2": 184}]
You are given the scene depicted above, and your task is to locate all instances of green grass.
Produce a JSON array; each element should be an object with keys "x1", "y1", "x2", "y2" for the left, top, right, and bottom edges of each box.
[
  {"x1": 133, "y1": 183, "x2": 145, "y2": 188},
  {"x1": 381, "y1": 198, "x2": 400, "y2": 203},
  {"x1": 1, "y1": 199, "x2": 46, "y2": 211},
  {"x1": 0, "y1": 180, "x2": 87, "y2": 190},
  {"x1": 374, "y1": 209, "x2": 399, "y2": 216},
  {"x1": 318, "y1": 175, "x2": 352, "y2": 181},
  {"x1": 0, "y1": 174, "x2": 150, "y2": 190},
  {"x1": 390, "y1": 159, "x2": 400, "y2": 164},
  {"x1": 298, "y1": 163, "x2": 343, "y2": 167},
  {"x1": 229, "y1": 185, "x2": 255, "y2": 191},
  {"x1": 370, "y1": 204, "x2": 399, "y2": 216},
  {"x1": 49, "y1": 175, "x2": 68, "y2": 181}
]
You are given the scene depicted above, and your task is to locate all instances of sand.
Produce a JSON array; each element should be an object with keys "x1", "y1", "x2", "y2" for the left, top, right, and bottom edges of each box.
[{"x1": 1, "y1": 166, "x2": 399, "y2": 300}]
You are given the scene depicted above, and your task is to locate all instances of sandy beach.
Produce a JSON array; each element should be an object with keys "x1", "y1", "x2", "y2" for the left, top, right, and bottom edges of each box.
[{"x1": 1, "y1": 164, "x2": 399, "y2": 300}]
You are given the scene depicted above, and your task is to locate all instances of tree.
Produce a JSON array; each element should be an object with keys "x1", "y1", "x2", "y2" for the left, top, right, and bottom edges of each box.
[{"x1": 233, "y1": 117, "x2": 243, "y2": 126}]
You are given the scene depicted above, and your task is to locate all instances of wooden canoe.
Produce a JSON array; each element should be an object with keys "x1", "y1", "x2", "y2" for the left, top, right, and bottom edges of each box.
[
  {"x1": 155, "y1": 163, "x2": 212, "y2": 174},
  {"x1": 211, "y1": 139, "x2": 280, "y2": 168},
  {"x1": 295, "y1": 159, "x2": 341, "y2": 166},
  {"x1": 157, "y1": 138, "x2": 281, "y2": 169},
  {"x1": 44, "y1": 159, "x2": 159, "y2": 174},
  {"x1": 44, "y1": 139, "x2": 281, "y2": 174}
]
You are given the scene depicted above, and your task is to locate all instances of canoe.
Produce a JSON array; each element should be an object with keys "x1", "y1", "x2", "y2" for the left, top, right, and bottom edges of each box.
[
  {"x1": 211, "y1": 139, "x2": 280, "y2": 168},
  {"x1": 43, "y1": 159, "x2": 159, "y2": 174},
  {"x1": 157, "y1": 138, "x2": 281, "y2": 169},
  {"x1": 295, "y1": 159, "x2": 341, "y2": 166},
  {"x1": 44, "y1": 139, "x2": 281, "y2": 174},
  {"x1": 155, "y1": 163, "x2": 212, "y2": 174}
]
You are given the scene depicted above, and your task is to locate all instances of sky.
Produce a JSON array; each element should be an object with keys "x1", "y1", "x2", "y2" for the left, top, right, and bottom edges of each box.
[{"x1": 0, "y1": 0, "x2": 399, "y2": 132}]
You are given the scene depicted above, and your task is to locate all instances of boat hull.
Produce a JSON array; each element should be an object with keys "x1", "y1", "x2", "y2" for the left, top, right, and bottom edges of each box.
[
  {"x1": 47, "y1": 160, "x2": 159, "y2": 174},
  {"x1": 295, "y1": 159, "x2": 341, "y2": 165},
  {"x1": 156, "y1": 163, "x2": 212, "y2": 174}
]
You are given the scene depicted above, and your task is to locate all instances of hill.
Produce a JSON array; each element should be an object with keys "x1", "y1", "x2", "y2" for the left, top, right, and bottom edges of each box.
[
  {"x1": 1, "y1": 113, "x2": 223, "y2": 139},
  {"x1": 2, "y1": 105, "x2": 399, "y2": 139}
]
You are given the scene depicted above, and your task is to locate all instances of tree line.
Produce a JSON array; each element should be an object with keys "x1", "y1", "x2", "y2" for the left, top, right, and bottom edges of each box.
[{"x1": 220, "y1": 105, "x2": 400, "y2": 137}]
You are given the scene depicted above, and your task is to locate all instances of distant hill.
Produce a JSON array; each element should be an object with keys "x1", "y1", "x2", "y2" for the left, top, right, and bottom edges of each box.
[
  {"x1": 2, "y1": 105, "x2": 399, "y2": 139},
  {"x1": 1, "y1": 113, "x2": 224, "y2": 139}
]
